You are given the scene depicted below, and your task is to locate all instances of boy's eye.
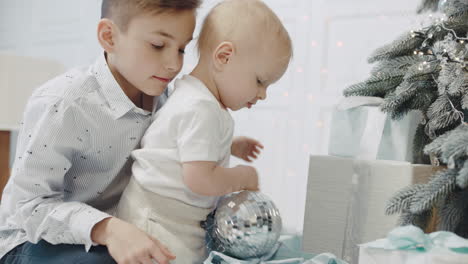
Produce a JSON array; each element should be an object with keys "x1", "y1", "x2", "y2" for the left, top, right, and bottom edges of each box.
[
  {"x1": 179, "y1": 49, "x2": 186, "y2": 54},
  {"x1": 152, "y1": 44, "x2": 164, "y2": 50}
]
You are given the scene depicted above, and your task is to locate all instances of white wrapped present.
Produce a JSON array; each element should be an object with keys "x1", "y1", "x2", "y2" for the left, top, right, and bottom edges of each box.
[
  {"x1": 302, "y1": 155, "x2": 441, "y2": 264},
  {"x1": 359, "y1": 225, "x2": 468, "y2": 264},
  {"x1": 328, "y1": 96, "x2": 422, "y2": 162}
]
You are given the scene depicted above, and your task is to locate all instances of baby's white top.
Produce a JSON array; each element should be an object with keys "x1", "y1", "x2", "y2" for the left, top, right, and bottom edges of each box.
[{"x1": 131, "y1": 75, "x2": 234, "y2": 208}]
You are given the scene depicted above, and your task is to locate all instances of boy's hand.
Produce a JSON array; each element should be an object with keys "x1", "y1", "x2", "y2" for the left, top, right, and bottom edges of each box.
[
  {"x1": 231, "y1": 136, "x2": 264, "y2": 162},
  {"x1": 92, "y1": 217, "x2": 176, "y2": 264}
]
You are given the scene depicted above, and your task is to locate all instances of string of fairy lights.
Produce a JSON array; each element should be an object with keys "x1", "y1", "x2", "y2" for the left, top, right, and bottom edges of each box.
[{"x1": 409, "y1": 8, "x2": 467, "y2": 126}]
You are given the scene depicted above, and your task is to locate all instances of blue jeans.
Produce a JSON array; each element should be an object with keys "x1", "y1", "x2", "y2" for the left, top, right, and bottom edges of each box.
[{"x1": 0, "y1": 240, "x2": 116, "y2": 264}]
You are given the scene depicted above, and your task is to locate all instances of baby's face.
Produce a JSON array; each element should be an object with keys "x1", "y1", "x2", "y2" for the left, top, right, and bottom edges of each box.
[
  {"x1": 216, "y1": 41, "x2": 290, "y2": 111},
  {"x1": 112, "y1": 10, "x2": 195, "y2": 97}
]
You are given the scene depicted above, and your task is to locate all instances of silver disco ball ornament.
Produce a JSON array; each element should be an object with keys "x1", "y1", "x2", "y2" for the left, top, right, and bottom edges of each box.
[{"x1": 206, "y1": 191, "x2": 282, "y2": 259}]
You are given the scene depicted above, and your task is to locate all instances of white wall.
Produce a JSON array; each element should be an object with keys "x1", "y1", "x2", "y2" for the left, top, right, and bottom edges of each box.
[{"x1": 0, "y1": 0, "x2": 422, "y2": 234}]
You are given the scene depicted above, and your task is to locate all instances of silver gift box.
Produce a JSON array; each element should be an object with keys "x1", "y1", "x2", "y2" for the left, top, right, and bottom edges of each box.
[
  {"x1": 328, "y1": 96, "x2": 422, "y2": 162},
  {"x1": 302, "y1": 155, "x2": 440, "y2": 264}
]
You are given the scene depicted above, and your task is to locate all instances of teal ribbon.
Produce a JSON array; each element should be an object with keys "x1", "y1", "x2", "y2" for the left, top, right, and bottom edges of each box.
[
  {"x1": 361, "y1": 225, "x2": 468, "y2": 254},
  {"x1": 203, "y1": 235, "x2": 349, "y2": 264},
  {"x1": 203, "y1": 251, "x2": 348, "y2": 264}
]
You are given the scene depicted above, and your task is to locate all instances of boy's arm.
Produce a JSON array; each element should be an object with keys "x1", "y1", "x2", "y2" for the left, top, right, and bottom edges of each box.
[
  {"x1": 90, "y1": 216, "x2": 176, "y2": 262},
  {"x1": 5, "y1": 95, "x2": 110, "y2": 251},
  {"x1": 182, "y1": 161, "x2": 259, "y2": 196}
]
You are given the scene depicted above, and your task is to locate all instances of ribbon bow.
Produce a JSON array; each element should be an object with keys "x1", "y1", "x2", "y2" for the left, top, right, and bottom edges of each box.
[{"x1": 361, "y1": 225, "x2": 468, "y2": 254}]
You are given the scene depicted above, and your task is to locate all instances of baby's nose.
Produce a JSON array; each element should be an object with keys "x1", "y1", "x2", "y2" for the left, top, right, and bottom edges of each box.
[{"x1": 257, "y1": 92, "x2": 266, "y2": 100}]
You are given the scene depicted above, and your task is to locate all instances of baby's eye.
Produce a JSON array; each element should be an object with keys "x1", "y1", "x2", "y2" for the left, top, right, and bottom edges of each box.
[
  {"x1": 257, "y1": 78, "x2": 262, "y2": 85},
  {"x1": 179, "y1": 49, "x2": 186, "y2": 54}
]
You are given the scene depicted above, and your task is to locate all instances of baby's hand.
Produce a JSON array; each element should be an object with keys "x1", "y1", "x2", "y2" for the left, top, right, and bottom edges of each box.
[
  {"x1": 231, "y1": 136, "x2": 264, "y2": 162},
  {"x1": 237, "y1": 165, "x2": 260, "y2": 191}
]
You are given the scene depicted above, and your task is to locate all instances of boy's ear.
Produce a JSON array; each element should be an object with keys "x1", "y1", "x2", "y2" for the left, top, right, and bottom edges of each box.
[
  {"x1": 213, "y1": 42, "x2": 234, "y2": 71},
  {"x1": 97, "y1": 19, "x2": 119, "y2": 53}
]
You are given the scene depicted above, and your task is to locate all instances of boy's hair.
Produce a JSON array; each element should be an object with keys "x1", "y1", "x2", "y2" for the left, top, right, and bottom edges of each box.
[
  {"x1": 197, "y1": 0, "x2": 292, "y2": 59},
  {"x1": 101, "y1": 0, "x2": 202, "y2": 32}
]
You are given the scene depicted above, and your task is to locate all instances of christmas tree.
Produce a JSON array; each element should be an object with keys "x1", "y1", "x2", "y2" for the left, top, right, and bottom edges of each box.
[
  {"x1": 343, "y1": 0, "x2": 468, "y2": 234},
  {"x1": 417, "y1": 0, "x2": 445, "y2": 13}
]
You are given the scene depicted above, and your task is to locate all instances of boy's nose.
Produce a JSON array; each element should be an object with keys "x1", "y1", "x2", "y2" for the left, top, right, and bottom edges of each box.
[
  {"x1": 165, "y1": 60, "x2": 180, "y2": 72},
  {"x1": 165, "y1": 54, "x2": 182, "y2": 72}
]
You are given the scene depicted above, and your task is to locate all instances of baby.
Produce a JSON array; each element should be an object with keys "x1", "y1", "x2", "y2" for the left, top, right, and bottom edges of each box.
[{"x1": 116, "y1": 0, "x2": 293, "y2": 263}]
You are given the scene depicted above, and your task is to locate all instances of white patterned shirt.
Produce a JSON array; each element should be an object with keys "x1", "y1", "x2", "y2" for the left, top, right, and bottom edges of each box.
[{"x1": 0, "y1": 52, "x2": 166, "y2": 258}]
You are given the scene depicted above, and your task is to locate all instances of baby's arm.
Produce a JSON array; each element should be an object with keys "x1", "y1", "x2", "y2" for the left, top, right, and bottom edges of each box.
[{"x1": 182, "y1": 161, "x2": 259, "y2": 196}]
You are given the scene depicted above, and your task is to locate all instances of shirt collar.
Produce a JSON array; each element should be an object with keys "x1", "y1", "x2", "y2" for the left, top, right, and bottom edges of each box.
[
  {"x1": 91, "y1": 52, "x2": 152, "y2": 119},
  {"x1": 177, "y1": 74, "x2": 220, "y2": 104}
]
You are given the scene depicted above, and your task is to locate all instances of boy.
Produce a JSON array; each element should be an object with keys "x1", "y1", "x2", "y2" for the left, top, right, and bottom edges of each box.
[
  {"x1": 116, "y1": 0, "x2": 293, "y2": 263},
  {"x1": 0, "y1": 0, "x2": 200, "y2": 263}
]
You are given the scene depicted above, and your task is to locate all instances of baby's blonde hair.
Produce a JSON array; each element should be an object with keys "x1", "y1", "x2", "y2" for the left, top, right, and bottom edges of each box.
[{"x1": 197, "y1": 0, "x2": 292, "y2": 60}]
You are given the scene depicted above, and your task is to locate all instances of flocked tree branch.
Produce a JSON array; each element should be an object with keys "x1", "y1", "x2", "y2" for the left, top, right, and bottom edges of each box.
[{"x1": 351, "y1": 0, "x2": 468, "y2": 234}]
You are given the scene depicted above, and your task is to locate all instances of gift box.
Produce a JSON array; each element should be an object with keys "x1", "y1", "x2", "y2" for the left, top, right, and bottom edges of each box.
[
  {"x1": 359, "y1": 225, "x2": 468, "y2": 264},
  {"x1": 328, "y1": 96, "x2": 422, "y2": 162},
  {"x1": 302, "y1": 155, "x2": 441, "y2": 264}
]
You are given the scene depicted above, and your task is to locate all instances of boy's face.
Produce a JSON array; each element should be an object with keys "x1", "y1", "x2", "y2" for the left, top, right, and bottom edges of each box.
[
  {"x1": 216, "y1": 42, "x2": 290, "y2": 111},
  {"x1": 111, "y1": 10, "x2": 196, "y2": 97}
]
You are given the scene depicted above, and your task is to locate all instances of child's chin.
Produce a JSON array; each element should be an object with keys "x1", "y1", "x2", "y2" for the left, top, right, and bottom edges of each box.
[{"x1": 145, "y1": 88, "x2": 166, "y2": 96}]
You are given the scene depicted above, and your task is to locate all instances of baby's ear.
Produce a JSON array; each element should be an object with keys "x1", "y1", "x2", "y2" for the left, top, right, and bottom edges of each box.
[
  {"x1": 213, "y1": 42, "x2": 234, "y2": 69},
  {"x1": 97, "y1": 19, "x2": 118, "y2": 53}
]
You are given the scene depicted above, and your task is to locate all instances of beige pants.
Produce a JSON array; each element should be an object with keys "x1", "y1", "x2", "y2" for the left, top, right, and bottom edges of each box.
[{"x1": 116, "y1": 177, "x2": 213, "y2": 264}]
